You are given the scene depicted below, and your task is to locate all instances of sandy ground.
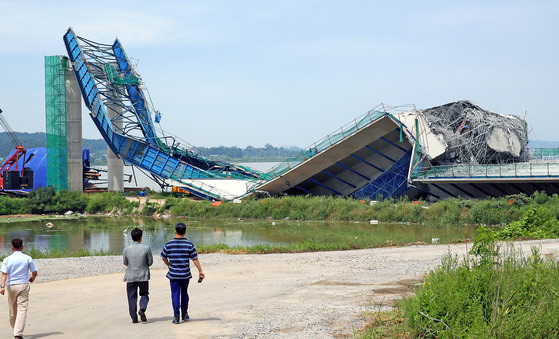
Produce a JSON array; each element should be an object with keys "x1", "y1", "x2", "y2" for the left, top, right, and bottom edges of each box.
[{"x1": 2, "y1": 240, "x2": 559, "y2": 339}]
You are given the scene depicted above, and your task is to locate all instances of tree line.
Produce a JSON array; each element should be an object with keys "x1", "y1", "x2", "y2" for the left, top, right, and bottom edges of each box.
[
  {"x1": 0, "y1": 132, "x2": 301, "y2": 164},
  {"x1": 193, "y1": 143, "x2": 301, "y2": 162}
]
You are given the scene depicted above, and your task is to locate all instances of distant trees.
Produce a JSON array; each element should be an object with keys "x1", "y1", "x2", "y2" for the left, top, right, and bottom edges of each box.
[
  {"x1": 0, "y1": 132, "x2": 45, "y2": 161},
  {"x1": 0, "y1": 132, "x2": 106, "y2": 164},
  {"x1": 194, "y1": 144, "x2": 301, "y2": 161},
  {"x1": 0, "y1": 132, "x2": 301, "y2": 164}
]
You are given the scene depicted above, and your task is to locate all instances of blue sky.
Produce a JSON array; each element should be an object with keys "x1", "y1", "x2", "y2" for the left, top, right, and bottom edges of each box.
[{"x1": 0, "y1": 1, "x2": 557, "y2": 148}]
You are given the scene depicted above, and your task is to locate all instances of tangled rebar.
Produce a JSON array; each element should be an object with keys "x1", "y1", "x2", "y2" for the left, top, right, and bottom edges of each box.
[{"x1": 420, "y1": 101, "x2": 529, "y2": 165}]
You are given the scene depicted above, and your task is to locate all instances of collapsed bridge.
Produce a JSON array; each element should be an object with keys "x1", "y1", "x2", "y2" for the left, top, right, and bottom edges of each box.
[{"x1": 63, "y1": 28, "x2": 559, "y2": 201}]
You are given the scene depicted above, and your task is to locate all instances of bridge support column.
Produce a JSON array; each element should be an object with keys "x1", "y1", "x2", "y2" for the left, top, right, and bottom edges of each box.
[
  {"x1": 65, "y1": 62, "x2": 83, "y2": 192},
  {"x1": 107, "y1": 94, "x2": 124, "y2": 192}
]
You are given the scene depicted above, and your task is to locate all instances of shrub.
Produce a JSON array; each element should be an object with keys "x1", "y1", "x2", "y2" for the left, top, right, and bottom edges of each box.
[
  {"x1": 27, "y1": 186, "x2": 56, "y2": 213},
  {"x1": 532, "y1": 191, "x2": 550, "y2": 205},
  {"x1": 497, "y1": 207, "x2": 559, "y2": 239},
  {"x1": 53, "y1": 190, "x2": 87, "y2": 213},
  {"x1": 0, "y1": 196, "x2": 30, "y2": 215},
  {"x1": 401, "y1": 245, "x2": 559, "y2": 338},
  {"x1": 85, "y1": 192, "x2": 133, "y2": 214}
]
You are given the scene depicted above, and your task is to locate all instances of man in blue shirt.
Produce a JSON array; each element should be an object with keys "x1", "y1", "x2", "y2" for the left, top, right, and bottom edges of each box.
[
  {"x1": 161, "y1": 222, "x2": 205, "y2": 324},
  {"x1": 0, "y1": 238, "x2": 38, "y2": 339}
]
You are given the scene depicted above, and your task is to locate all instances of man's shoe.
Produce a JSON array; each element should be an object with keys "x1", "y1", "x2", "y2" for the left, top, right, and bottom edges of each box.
[
  {"x1": 172, "y1": 316, "x2": 180, "y2": 324},
  {"x1": 132, "y1": 319, "x2": 139, "y2": 324},
  {"x1": 138, "y1": 309, "x2": 147, "y2": 322},
  {"x1": 182, "y1": 313, "x2": 190, "y2": 321}
]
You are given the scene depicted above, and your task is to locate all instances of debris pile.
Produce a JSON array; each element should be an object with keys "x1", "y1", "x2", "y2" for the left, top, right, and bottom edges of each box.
[{"x1": 420, "y1": 101, "x2": 529, "y2": 165}]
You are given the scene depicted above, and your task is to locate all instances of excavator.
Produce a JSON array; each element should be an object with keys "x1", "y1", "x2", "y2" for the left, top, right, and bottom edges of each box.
[{"x1": 0, "y1": 108, "x2": 31, "y2": 191}]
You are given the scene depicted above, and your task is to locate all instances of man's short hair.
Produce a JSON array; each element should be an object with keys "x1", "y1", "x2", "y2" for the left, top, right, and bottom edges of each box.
[
  {"x1": 11, "y1": 238, "x2": 23, "y2": 250},
  {"x1": 131, "y1": 227, "x2": 143, "y2": 241},
  {"x1": 175, "y1": 222, "x2": 186, "y2": 235}
]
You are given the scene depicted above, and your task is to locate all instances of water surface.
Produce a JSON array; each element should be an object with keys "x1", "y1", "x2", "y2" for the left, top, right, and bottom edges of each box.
[{"x1": 0, "y1": 216, "x2": 477, "y2": 256}]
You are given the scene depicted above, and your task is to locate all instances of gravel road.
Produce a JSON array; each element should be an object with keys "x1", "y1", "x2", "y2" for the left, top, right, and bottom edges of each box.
[{"x1": 2, "y1": 240, "x2": 559, "y2": 338}]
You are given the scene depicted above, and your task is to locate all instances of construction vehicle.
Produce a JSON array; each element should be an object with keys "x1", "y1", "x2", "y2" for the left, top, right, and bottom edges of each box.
[{"x1": 0, "y1": 108, "x2": 31, "y2": 191}]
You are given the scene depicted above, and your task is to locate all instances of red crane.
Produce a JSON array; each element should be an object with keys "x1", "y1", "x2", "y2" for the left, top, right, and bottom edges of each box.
[{"x1": 0, "y1": 108, "x2": 27, "y2": 189}]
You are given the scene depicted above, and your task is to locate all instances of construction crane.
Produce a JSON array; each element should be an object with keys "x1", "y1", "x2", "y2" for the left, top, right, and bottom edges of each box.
[{"x1": 0, "y1": 108, "x2": 28, "y2": 190}]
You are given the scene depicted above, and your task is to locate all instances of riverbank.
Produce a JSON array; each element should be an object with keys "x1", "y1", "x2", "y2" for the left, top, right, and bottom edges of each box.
[{"x1": 2, "y1": 239, "x2": 558, "y2": 338}]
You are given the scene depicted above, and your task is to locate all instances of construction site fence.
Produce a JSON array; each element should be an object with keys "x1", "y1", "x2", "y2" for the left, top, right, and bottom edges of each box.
[
  {"x1": 254, "y1": 108, "x2": 386, "y2": 184},
  {"x1": 414, "y1": 161, "x2": 559, "y2": 180}
]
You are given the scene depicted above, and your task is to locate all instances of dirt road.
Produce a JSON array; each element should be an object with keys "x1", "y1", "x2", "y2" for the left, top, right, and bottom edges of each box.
[{"x1": 1, "y1": 240, "x2": 559, "y2": 339}]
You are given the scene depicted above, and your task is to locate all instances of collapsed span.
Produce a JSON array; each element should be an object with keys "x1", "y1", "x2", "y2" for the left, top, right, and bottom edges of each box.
[
  {"x1": 62, "y1": 28, "x2": 559, "y2": 202},
  {"x1": 419, "y1": 101, "x2": 529, "y2": 165}
]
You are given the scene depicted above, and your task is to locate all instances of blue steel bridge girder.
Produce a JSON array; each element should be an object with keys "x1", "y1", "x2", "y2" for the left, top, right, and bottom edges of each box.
[
  {"x1": 432, "y1": 183, "x2": 457, "y2": 198},
  {"x1": 510, "y1": 183, "x2": 528, "y2": 195},
  {"x1": 335, "y1": 161, "x2": 370, "y2": 181},
  {"x1": 64, "y1": 28, "x2": 261, "y2": 201},
  {"x1": 450, "y1": 183, "x2": 475, "y2": 198},
  {"x1": 64, "y1": 30, "x2": 119, "y2": 157},
  {"x1": 489, "y1": 183, "x2": 507, "y2": 196},
  {"x1": 364, "y1": 145, "x2": 396, "y2": 163},
  {"x1": 350, "y1": 154, "x2": 384, "y2": 172},
  {"x1": 408, "y1": 184, "x2": 440, "y2": 200},
  {"x1": 295, "y1": 185, "x2": 312, "y2": 195},
  {"x1": 321, "y1": 170, "x2": 357, "y2": 189},
  {"x1": 64, "y1": 31, "x2": 209, "y2": 182},
  {"x1": 64, "y1": 30, "x2": 152, "y2": 146},
  {"x1": 380, "y1": 136, "x2": 408, "y2": 153},
  {"x1": 308, "y1": 178, "x2": 342, "y2": 196},
  {"x1": 112, "y1": 40, "x2": 158, "y2": 145},
  {"x1": 468, "y1": 183, "x2": 491, "y2": 196},
  {"x1": 352, "y1": 150, "x2": 410, "y2": 200}
]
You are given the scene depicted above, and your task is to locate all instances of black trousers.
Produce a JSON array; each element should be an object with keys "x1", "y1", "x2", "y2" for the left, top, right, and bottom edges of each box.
[{"x1": 126, "y1": 281, "x2": 149, "y2": 321}]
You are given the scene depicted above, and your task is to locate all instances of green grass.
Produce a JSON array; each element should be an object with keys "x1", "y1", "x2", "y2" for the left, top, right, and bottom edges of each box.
[
  {"x1": 167, "y1": 192, "x2": 559, "y2": 225},
  {"x1": 4, "y1": 190, "x2": 559, "y2": 228},
  {"x1": 25, "y1": 247, "x2": 116, "y2": 259},
  {"x1": 197, "y1": 241, "x2": 361, "y2": 254},
  {"x1": 357, "y1": 309, "x2": 412, "y2": 338},
  {"x1": 359, "y1": 244, "x2": 559, "y2": 338}
]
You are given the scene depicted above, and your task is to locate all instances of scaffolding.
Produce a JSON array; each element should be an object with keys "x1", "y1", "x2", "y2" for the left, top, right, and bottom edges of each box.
[{"x1": 44, "y1": 56, "x2": 68, "y2": 191}]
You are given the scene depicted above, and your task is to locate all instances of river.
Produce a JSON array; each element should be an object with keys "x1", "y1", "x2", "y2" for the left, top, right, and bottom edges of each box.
[{"x1": 0, "y1": 216, "x2": 477, "y2": 257}]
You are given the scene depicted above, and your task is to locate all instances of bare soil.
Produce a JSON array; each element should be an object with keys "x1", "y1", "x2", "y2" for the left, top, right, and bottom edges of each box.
[{"x1": 1, "y1": 240, "x2": 559, "y2": 338}]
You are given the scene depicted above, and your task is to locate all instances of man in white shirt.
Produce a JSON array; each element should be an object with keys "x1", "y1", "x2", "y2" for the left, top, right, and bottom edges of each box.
[{"x1": 0, "y1": 238, "x2": 38, "y2": 339}]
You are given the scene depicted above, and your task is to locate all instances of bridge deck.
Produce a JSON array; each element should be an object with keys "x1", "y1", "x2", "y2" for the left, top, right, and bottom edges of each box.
[{"x1": 254, "y1": 115, "x2": 413, "y2": 199}]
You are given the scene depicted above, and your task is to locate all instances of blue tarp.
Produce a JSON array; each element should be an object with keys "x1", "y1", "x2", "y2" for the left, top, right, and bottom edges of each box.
[{"x1": 4, "y1": 147, "x2": 47, "y2": 190}]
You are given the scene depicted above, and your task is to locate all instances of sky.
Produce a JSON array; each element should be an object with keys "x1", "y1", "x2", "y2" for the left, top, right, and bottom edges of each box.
[{"x1": 0, "y1": 1, "x2": 558, "y2": 148}]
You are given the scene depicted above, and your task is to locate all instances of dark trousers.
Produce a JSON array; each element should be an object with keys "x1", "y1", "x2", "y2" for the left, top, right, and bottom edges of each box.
[
  {"x1": 170, "y1": 279, "x2": 190, "y2": 317},
  {"x1": 127, "y1": 281, "x2": 149, "y2": 321}
]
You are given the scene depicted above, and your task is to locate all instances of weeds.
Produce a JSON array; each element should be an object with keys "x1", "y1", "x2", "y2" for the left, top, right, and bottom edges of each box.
[
  {"x1": 0, "y1": 247, "x2": 116, "y2": 260},
  {"x1": 4, "y1": 190, "x2": 559, "y2": 228},
  {"x1": 358, "y1": 308, "x2": 412, "y2": 338},
  {"x1": 374, "y1": 243, "x2": 559, "y2": 338}
]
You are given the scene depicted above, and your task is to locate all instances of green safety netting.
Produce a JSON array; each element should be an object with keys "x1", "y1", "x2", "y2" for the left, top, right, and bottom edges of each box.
[
  {"x1": 44, "y1": 56, "x2": 68, "y2": 191},
  {"x1": 104, "y1": 64, "x2": 139, "y2": 86}
]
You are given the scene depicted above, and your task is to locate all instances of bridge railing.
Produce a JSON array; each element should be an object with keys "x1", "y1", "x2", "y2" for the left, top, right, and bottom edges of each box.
[
  {"x1": 530, "y1": 148, "x2": 559, "y2": 161},
  {"x1": 251, "y1": 108, "x2": 387, "y2": 186},
  {"x1": 413, "y1": 161, "x2": 559, "y2": 179}
]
